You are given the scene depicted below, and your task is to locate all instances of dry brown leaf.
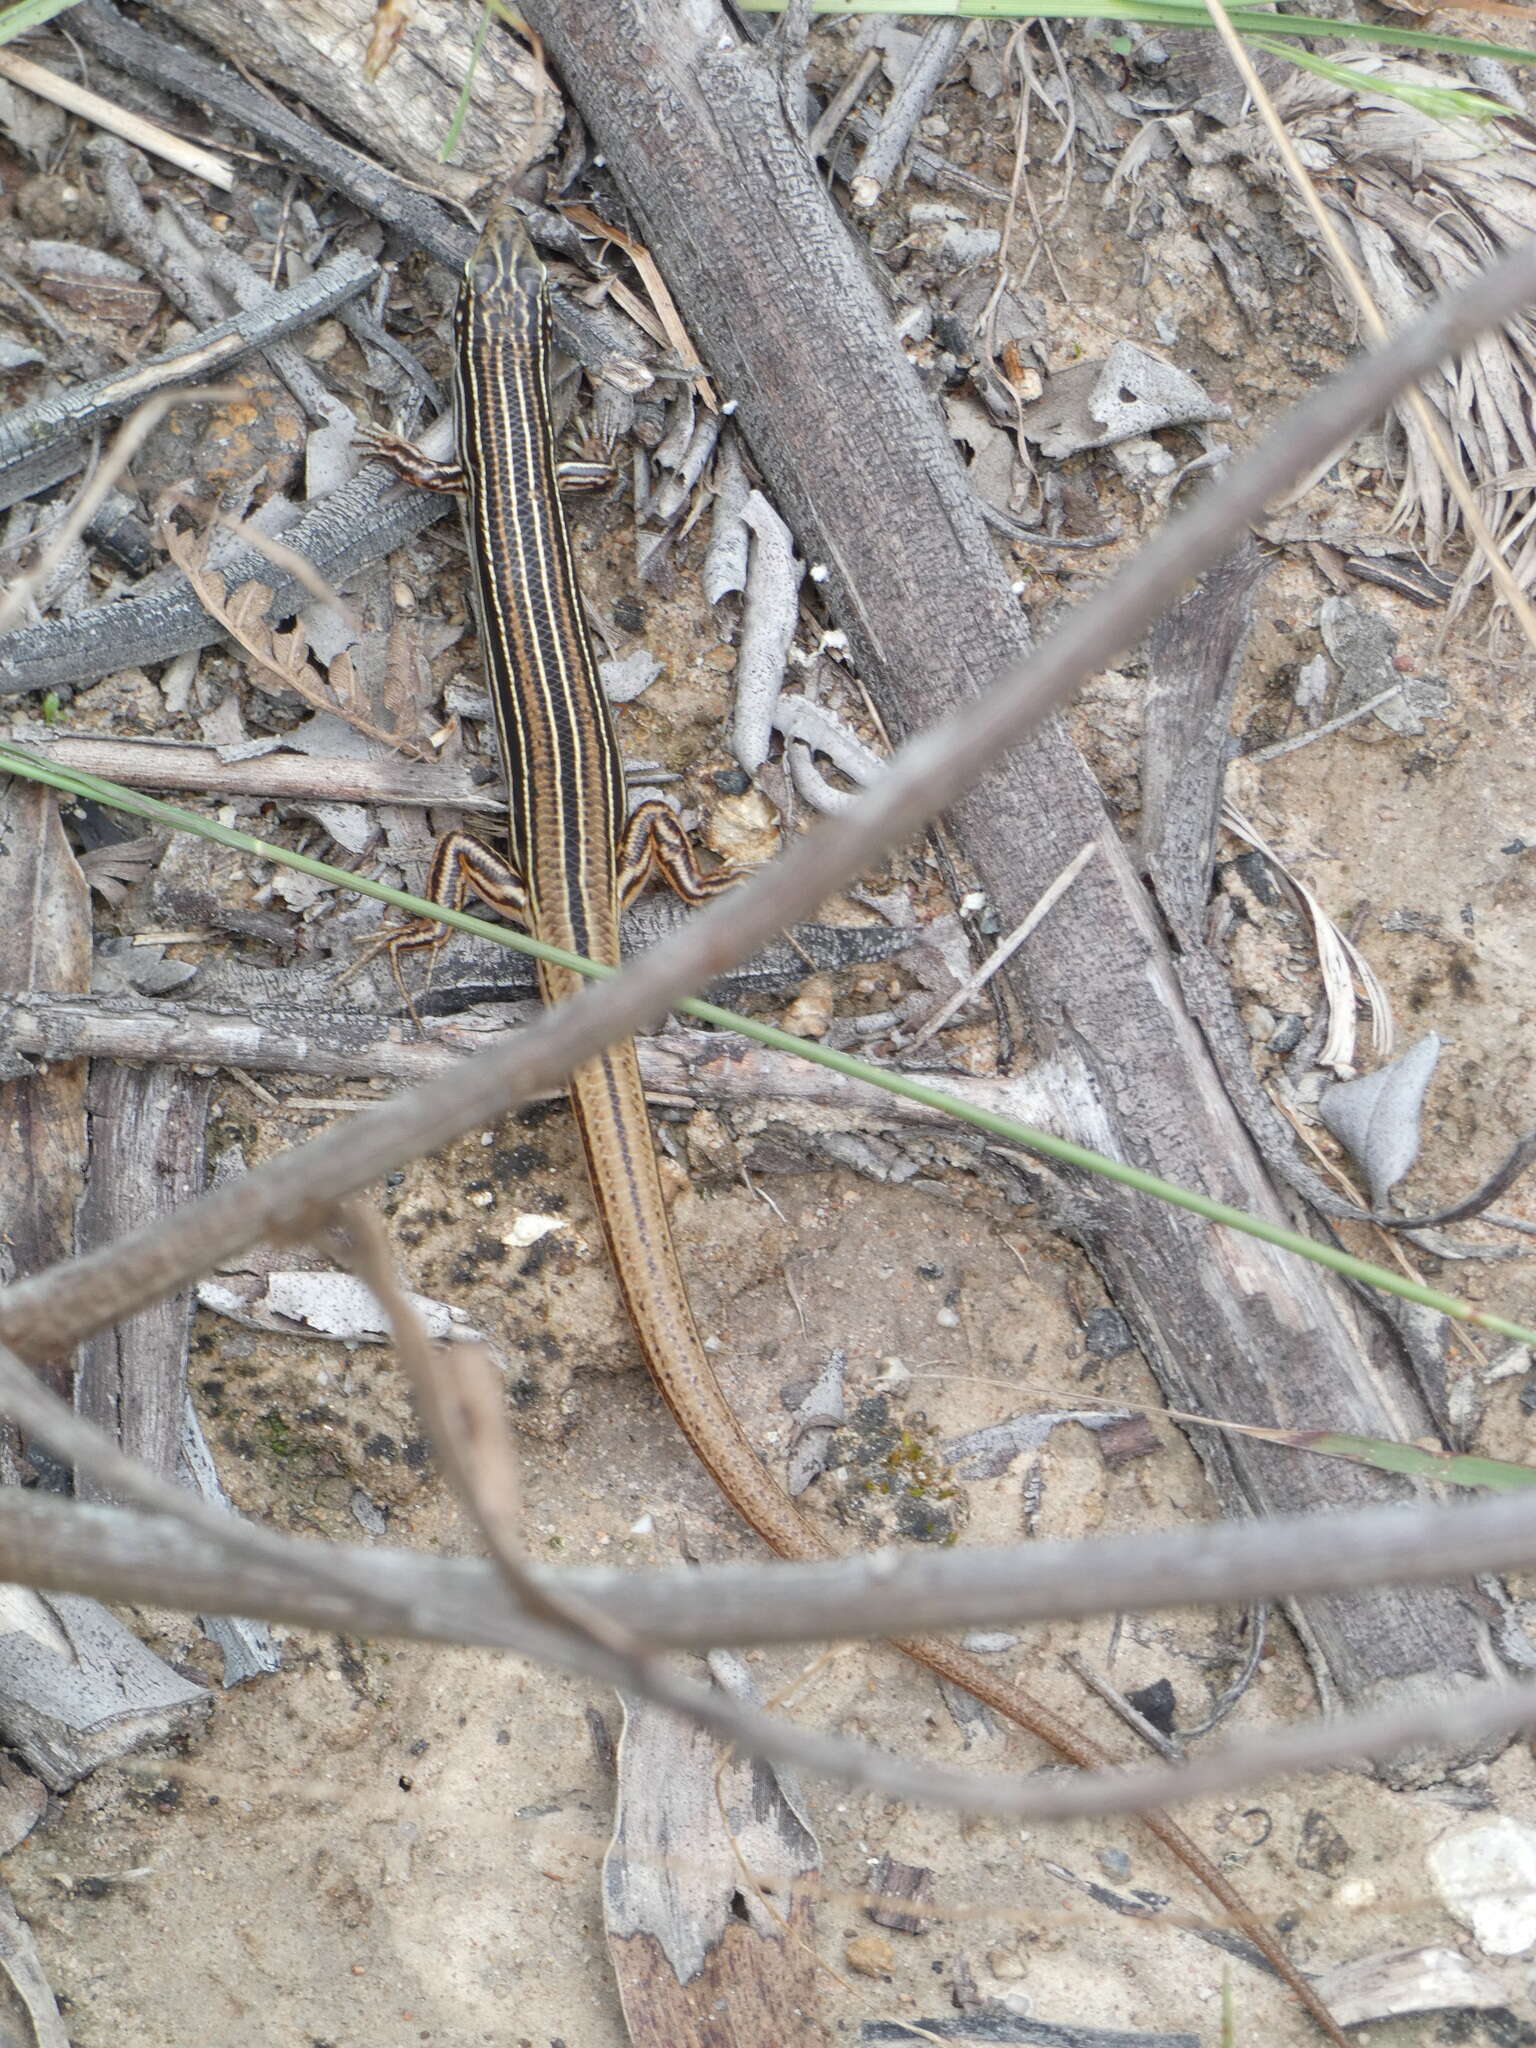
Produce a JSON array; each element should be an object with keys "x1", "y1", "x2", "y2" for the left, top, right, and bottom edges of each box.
[{"x1": 163, "y1": 521, "x2": 427, "y2": 757}]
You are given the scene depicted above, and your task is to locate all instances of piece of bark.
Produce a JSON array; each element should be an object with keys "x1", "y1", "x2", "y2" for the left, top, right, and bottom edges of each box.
[
  {"x1": 867, "y1": 1854, "x2": 935, "y2": 1935},
  {"x1": 0, "y1": 1587, "x2": 205, "y2": 1790},
  {"x1": 0, "y1": 783, "x2": 90, "y2": 1416},
  {"x1": 604, "y1": 1652, "x2": 823, "y2": 2047},
  {"x1": 0, "y1": 1884, "x2": 68, "y2": 2048},
  {"x1": 524, "y1": 0, "x2": 1491, "y2": 1756},
  {"x1": 1308, "y1": 1944, "x2": 1505, "y2": 2026},
  {"x1": 147, "y1": 0, "x2": 557, "y2": 206},
  {"x1": 0, "y1": 1756, "x2": 45, "y2": 1858},
  {"x1": 1136, "y1": 564, "x2": 1374, "y2": 1227},
  {"x1": 1138, "y1": 541, "x2": 1267, "y2": 939},
  {"x1": 179, "y1": 1394, "x2": 281, "y2": 1686},
  {"x1": 74, "y1": 1063, "x2": 212, "y2": 1501}
]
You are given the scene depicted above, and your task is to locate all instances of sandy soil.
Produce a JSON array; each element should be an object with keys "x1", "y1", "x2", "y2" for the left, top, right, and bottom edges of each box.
[{"x1": 4, "y1": 15, "x2": 1536, "y2": 2048}]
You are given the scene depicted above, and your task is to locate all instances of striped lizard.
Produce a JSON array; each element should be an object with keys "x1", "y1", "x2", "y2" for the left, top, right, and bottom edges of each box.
[{"x1": 361, "y1": 202, "x2": 1346, "y2": 2047}]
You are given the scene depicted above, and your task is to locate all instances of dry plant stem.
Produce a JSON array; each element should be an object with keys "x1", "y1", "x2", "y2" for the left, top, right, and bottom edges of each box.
[
  {"x1": 1199, "y1": 0, "x2": 1536, "y2": 641},
  {"x1": 0, "y1": 387, "x2": 236, "y2": 638},
  {"x1": 0, "y1": 46, "x2": 234, "y2": 189},
  {"x1": 900, "y1": 839, "x2": 1096, "y2": 1049},
  {"x1": 13, "y1": 736, "x2": 506, "y2": 816},
  {"x1": 1, "y1": 238, "x2": 1533, "y2": 1358},
  {"x1": 9, "y1": 1478, "x2": 1536, "y2": 1827}
]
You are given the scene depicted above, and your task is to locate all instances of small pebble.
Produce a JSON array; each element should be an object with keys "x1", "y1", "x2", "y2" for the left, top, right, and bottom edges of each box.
[{"x1": 844, "y1": 1932, "x2": 894, "y2": 1978}]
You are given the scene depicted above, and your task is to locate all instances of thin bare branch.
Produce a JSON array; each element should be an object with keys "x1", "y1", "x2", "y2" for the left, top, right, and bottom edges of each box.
[
  {"x1": 8, "y1": 1451, "x2": 1536, "y2": 1666},
  {"x1": 5, "y1": 1479, "x2": 1536, "y2": 1822}
]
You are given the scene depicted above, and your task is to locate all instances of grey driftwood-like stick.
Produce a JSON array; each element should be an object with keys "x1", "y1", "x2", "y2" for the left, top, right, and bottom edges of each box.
[
  {"x1": 10, "y1": 1481, "x2": 1536, "y2": 1730},
  {"x1": 74, "y1": 1063, "x2": 211, "y2": 1501},
  {"x1": 522, "y1": 0, "x2": 1500, "y2": 1740},
  {"x1": 0, "y1": 248, "x2": 376, "y2": 515},
  {"x1": 852, "y1": 17, "x2": 968, "y2": 199},
  {"x1": 13, "y1": 734, "x2": 509, "y2": 816},
  {"x1": 0, "y1": 1000, "x2": 1035, "y2": 1121},
  {"x1": 0, "y1": 784, "x2": 90, "y2": 1417}
]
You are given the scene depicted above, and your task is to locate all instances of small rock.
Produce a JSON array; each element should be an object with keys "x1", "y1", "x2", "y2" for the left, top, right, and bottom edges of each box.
[
  {"x1": 1082, "y1": 1306, "x2": 1134, "y2": 1359},
  {"x1": 1298, "y1": 1807, "x2": 1352, "y2": 1876},
  {"x1": 704, "y1": 787, "x2": 779, "y2": 868},
  {"x1": 1428, "y1": 1817, "x2": 1536, "y2": 1954},
  {"x1": 960, "y1": 1631, "x2": 1019, "y2": 1656},
  {"x1": 844, "y1": 1931, "x2": 894, "y2": 1978},
  {"x1": 781, "y1": 972, "x2": 835, "y2": 1041},
  {"x1": 1126, "y1": 1676, "x2": 1176, "y2": 1736},
  {"x1": 939, "y1": 225, "x2": 1002, "y2": 270},
  {"x1": 1112, "y1": 435, "x2": 1176, "y2": 482}
]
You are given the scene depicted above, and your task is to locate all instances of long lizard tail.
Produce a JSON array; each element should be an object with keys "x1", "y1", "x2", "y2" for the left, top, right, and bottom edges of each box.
[{"x1": 570, "y1": 1038, "x2": 1348, "y2": 2048}]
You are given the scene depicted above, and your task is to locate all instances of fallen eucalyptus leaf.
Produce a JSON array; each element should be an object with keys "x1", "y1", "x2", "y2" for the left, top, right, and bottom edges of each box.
[{"x1": 1320, "y1": 1032, "x2": 1442, "y2": 1206}]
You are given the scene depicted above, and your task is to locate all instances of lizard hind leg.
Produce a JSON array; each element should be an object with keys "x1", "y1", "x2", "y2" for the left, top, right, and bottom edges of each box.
[
  {"x1": 617, "y1": 797, "x2": 742, "y2": 911},
  {"x1": 373, "y1": 830, "x2": 529, "y2": 1025}
]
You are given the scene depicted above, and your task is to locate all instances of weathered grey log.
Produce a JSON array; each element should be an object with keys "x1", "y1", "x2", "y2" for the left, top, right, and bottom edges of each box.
[
  {"x1": 0, "y1": 784, "x2": 90, "y2": 1406},
  {"x1": 522, "y1": 0, "x2": 1489, "y2": 1751},
  {"x1": 75, "y1": 1063, "x2": 211, "y2": 1499}
]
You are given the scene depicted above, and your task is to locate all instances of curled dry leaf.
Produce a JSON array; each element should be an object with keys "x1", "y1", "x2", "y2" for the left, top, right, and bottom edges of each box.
[
  {"x1": 1222, "y1": 800, "x2": 1392, "y2": 1073},
  {"x1": 1319, "y1": 1031, "x2": 1443, "y2": 1208},
  {"x1": 163, "y1": 523, "x2": 427, "y2": 758}
]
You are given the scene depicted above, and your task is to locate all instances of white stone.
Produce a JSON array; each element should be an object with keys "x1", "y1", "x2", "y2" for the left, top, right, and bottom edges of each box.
[{"x1": 1428, "y1": 1817, "x2": 1536, "y2": 1955}]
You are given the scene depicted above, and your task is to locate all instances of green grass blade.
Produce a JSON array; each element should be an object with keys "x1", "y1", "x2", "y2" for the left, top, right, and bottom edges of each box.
[
  {"x1": 0, "y1": 0, "x2": 84, "y2": 44},
  {"x1": 5, "y1": 735, "x2": 1534, "y2": 1350},
  {"x1": 1173, "y1": 1411, "x2": 1536, "y2": 1490},
  {"x1": 736, "y1": 0, "x2": 1536, "y2": 74},
  {"x1": 437, "y1": 0, "x2": 492, "y2": 164},
  {"x1": 1249, "y1": 34, "x2": 1512, "y2": 123}
]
